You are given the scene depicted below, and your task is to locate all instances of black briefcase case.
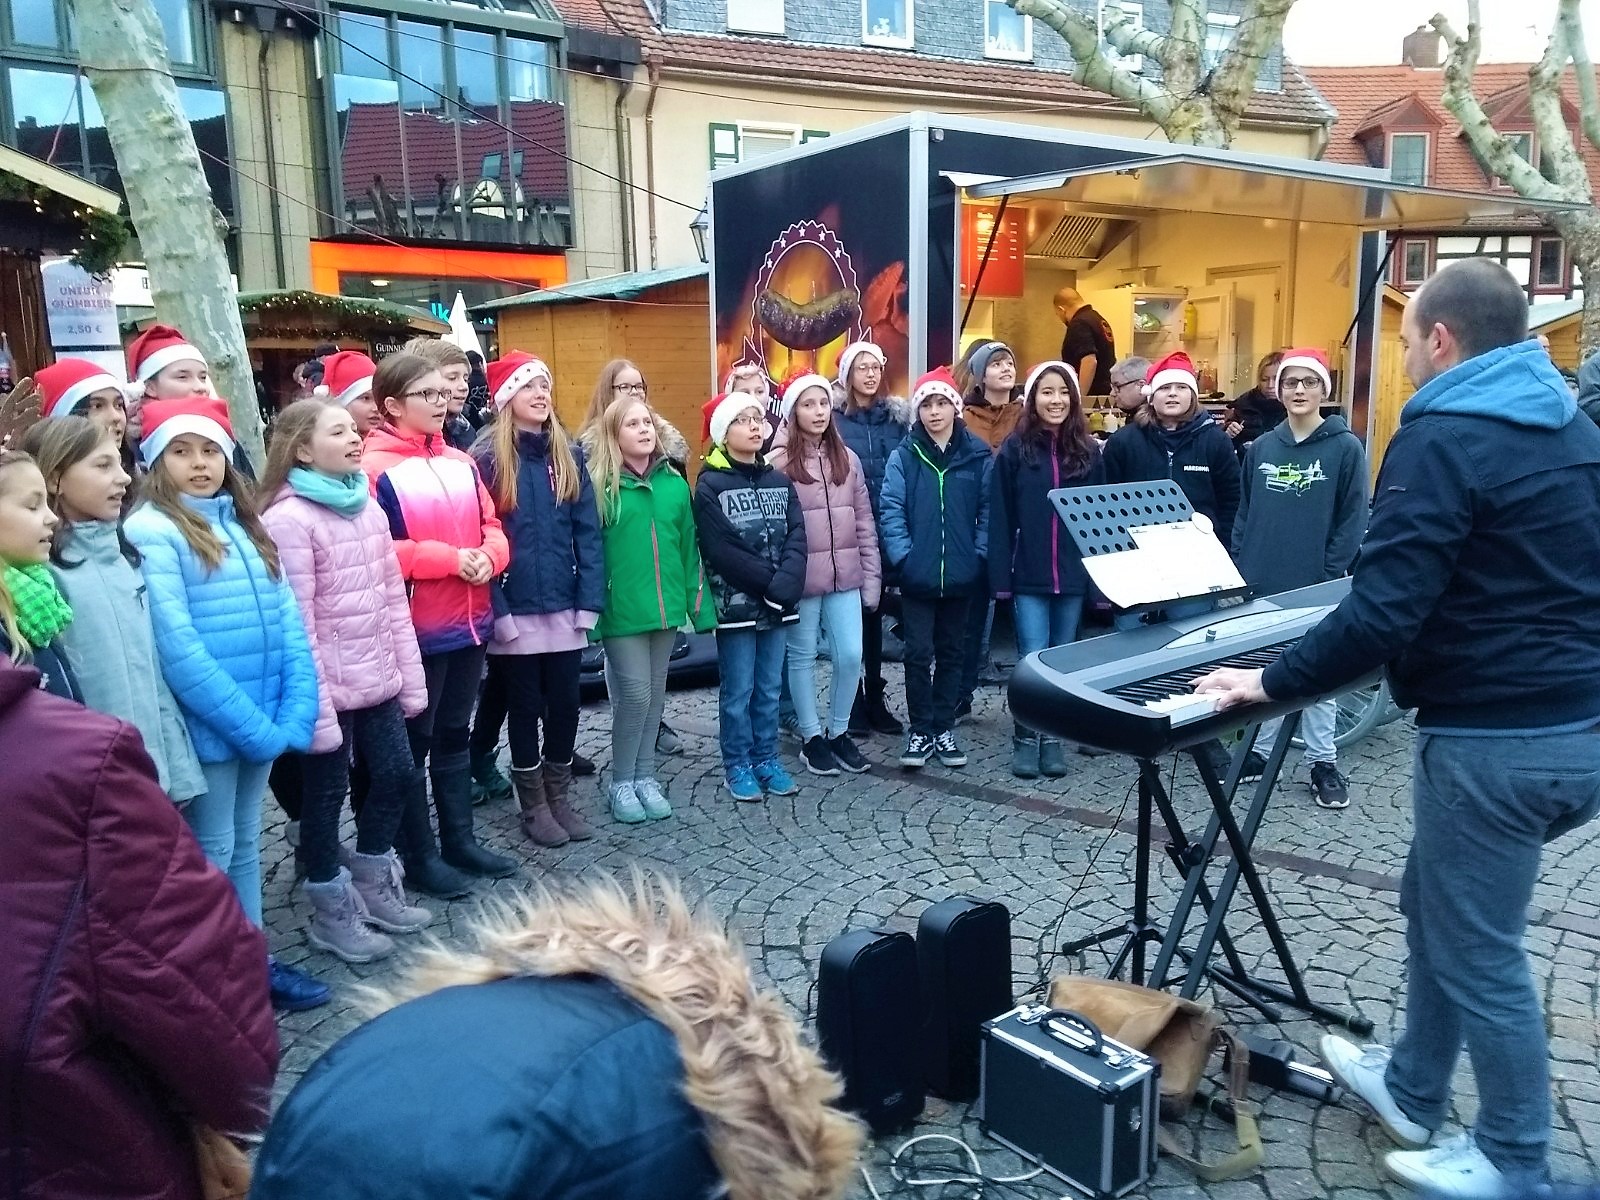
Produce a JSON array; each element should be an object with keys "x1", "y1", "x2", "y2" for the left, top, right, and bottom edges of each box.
[
  {"x1": 817, "y1": 928, "x2": 924, "y2": 1134},
  {"x1": 978, "y1": 1004, "x2": 1160, "y2": 1198},
  {"x1": 917, "y1": 897, "x2": 1013, "y2": 1100}
]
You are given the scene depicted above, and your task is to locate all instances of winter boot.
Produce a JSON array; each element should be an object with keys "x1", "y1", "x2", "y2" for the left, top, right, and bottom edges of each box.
[
  {"x1": 1039, "y1": 736, "x2": 1069, "y2": 778},
  {"x1": 865, "y1": 688, "x2": 905, "y2": 736},
  {"x1": 1011, "y1": 729, "x2": 1040, "y2": 779},
  {"x1": 433, "y1": 752, "x2": 518, "y2": 878},
  {"x1": 394, "y1": 779, "x2": 475, "y2": 899},
  {"x1": 304, "y1": 868, "x2": 395, "y2": 964},
  {"x1": 470, "y1": 749, "x2": 513, "y2": 805},
  {"x1": 543, "y1": 760, "x2": 595, "y2": 841},
  {"x1": 512, "y1": 762, "x2": 569, "y2": 847},
  {"x1": 348, "y1": 849, "x2": 432, "y2": 933}
]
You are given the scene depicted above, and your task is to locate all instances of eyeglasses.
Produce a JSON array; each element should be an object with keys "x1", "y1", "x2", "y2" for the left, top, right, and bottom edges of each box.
[
  {"x1": 728, "y1": 413, "x2": 764, "y2": 428},
  {"x1": 403, "y1": 388, "x2": 446, "y2": 403},
  {"x1": 613, "y1": 382, "x2": 647, "y2": 394},
  {"x1": 1112, "y1": 379, "x2": 1142, "y2": 389},
  {"x1": 1279, "y1": 377, "x2": 1325, "y2": 393}
]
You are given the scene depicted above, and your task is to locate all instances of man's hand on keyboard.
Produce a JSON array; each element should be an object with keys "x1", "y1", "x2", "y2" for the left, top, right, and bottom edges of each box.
[{"x1": 1193, "y1": 667, "x2": 1269, "y2": 710}]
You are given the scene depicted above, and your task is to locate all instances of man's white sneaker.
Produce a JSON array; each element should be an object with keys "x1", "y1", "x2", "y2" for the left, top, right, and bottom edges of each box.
[
  {"x1": 1383, "y1": 1134, "x2": 1507, "y2": 1199},
  {"x1": 1320, "y1": 1035, "x2": 1432, "y2": 1149}
]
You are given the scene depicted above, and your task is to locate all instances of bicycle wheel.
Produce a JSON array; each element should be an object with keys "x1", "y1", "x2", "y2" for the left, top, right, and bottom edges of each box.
[{"x1": 1290, "y1": 681, "x2": 1394, "y2": 750}]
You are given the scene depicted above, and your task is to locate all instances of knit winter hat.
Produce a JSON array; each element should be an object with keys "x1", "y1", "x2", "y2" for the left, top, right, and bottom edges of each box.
[
  {"x1": 316, "y1": 351, "x2": 377, "y2": 409},
  {"x1": 127, "y1": 324, "x2": 205, "y2": 384},
  {"x1": 967, "y1": 341, "x2": 1013, "y2": 384},
  {"x1": 139, "y1": 396, "x2": 235, "y2": 465},
  {"x1": 708, "y1": 391, "x2": 766, "y2": 448},
  {"x1": 1023, "y1": 360, "x2": 1082, "y2": 406},
  {"x1": 911, "y1": 367, "x2": 963, "y2": 415},
  {"x1": 779, "y1": 373, "x2": 833, "y2": 421},
  {"x1": 723, "y1": 362, "x2": 772, "y2": 396},
  {"x1": 486, "y1": 351, "x2": 553, "y2": 411},
  {"x1": 1145, "y1": 351, "x2": 1198, "y2": 398},
  {"x1": 1275, "y1": 347, "x2": 1332, "y2": 395},
  {"x1": 835, "y1": 341, "x2": 886, "y2": 391},
  {"x1": 36, "y1": 358, "x2": 124, "y2": 418}
]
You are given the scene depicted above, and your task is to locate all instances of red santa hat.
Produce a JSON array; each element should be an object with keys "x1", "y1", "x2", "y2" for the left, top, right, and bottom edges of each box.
[
  {"x1": 35, "y1": 357, "x2": 125, "y2": 419},
  {"x1": 1275, "y1": 347, "x2": 1333, "y2": 395},
  {"x1": 138, "y1": 396, "x2": 235, "y2": 465},
  {"x1": 486, "y1": 351, "x2": 552, "y2": 412},
  {"x1": 1023, "y1": 359, "x2": 1082, "y2": 405},
  {"x1": 126, "y1": 324, "x2": 206, "y2": 384},
  {"x1": 836, "y1": 341, "x2": 886, "y2": 390},
  {"x1": 316, "y1": 351, "x2": 377, "y2": 409},
  {"x1": 1145, "y1": 351, "x2": 1199, "y2": 398},
  {"x1": 779, "y1": 372, "x2": 833, "y2": 421},
  {"x1": 911, "y1": 366, "x2": 963, "y2": 415},
  {"x1": 707, "y1": 391, "x2": 766, "y2": 447}
]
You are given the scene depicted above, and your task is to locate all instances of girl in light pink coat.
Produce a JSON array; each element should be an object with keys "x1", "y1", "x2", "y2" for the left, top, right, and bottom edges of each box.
[{"x1": 261, "y1": 399, "x2": 432, "y2": 966}]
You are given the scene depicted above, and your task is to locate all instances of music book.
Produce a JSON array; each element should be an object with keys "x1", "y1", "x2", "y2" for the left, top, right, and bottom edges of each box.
[{"x1": 1081, "y1": 513, "x2": 1247, "y2": 609}]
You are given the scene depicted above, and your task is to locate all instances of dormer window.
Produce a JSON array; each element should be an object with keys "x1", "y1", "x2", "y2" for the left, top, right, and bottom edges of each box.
[{"x1": 1388, "y1": 132, "x2": 1429, "y2": 185}]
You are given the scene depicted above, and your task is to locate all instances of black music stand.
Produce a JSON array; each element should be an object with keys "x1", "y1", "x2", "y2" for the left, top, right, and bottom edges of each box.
[{"x1": 1047, "y1": 482, "x2": 1371, "y2": 1035}]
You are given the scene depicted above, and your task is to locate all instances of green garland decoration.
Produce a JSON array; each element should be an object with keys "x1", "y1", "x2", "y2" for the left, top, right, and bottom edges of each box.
[{"x1": 0, "y1": 168, "x2": 131, "y2": 276}]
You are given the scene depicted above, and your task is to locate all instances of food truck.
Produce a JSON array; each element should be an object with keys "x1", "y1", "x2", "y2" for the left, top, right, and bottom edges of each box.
[{"x1": 707, "y1": 112, "x2": 1573, "y2": 459}]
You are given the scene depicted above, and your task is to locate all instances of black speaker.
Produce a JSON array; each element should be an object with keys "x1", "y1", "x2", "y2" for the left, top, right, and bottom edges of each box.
[
  {"x1": 917, "y1": 897, "x2": 1013, "y2": 1100},
  {"x1": 816, "y1": 928, "x2": 924, "y2": 1134}
]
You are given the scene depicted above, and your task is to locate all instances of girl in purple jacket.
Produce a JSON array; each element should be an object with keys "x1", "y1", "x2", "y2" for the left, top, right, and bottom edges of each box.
[
  {"x1": 261, "y1": 399, "x2": 433, "y2": 965},
  {"x1": 770, "y1": 374, "x2": 881, "y2": 777}
]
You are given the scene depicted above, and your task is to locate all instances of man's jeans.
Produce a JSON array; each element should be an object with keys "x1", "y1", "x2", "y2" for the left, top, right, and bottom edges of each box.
[
  {"x1": 716, "y1": 626, "x2": 787, "y2": 770},
  {"x1": 1255, "y1": 698, "x2": 1338, "y2": 765},
  {"x1": 1385, "y1": 730, "x2": 1600, "y2": 1182}
]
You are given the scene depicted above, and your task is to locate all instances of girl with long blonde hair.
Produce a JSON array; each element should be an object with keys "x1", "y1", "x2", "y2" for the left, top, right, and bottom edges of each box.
[{"x1": 0, "y1": 449, "x2": 79, "y2": 700}]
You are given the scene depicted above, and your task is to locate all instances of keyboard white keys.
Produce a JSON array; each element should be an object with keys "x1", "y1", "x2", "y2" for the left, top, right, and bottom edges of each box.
[{"x1": 1143, "y1": 692, "x2": 1222, "y2": 725}]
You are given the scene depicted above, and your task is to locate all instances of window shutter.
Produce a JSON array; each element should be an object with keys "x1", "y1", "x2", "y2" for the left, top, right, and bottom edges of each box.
[{"x1": 709, "y1": 122, "x2": 741, "y2": 169}]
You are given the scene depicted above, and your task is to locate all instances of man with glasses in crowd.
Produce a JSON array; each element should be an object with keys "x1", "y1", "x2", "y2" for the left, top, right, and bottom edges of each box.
[{"x1": 1106, "y1": 356, "x2": 1150, "y2": 419}]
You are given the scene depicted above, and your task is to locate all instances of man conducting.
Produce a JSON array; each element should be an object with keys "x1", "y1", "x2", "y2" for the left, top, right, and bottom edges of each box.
[{"x1": 1197, "y1": 258, "x2": 1600, "y2": 1198}]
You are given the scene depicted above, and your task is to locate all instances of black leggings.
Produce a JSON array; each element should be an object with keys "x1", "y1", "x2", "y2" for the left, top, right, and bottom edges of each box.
[
  {"x1": 408, "y1": 644, "x2": 489, "y2": 766},
  {"x1": 299, "y1": 697, "x2": 417, "y2": 882},
  {"x1": 269, "y1": 755, "x2": 304, "y2": 821},
  {"x1": 490, "y1": 650, "x2": 583, "y2": 768},
  {"x1": 469, "y1": 662, "x2": 510, "y2": 760}
]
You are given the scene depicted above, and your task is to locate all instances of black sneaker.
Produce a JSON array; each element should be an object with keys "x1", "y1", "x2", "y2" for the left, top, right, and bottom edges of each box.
[
  {"x1": 848, "y1": 694, "x2": 873, "y2": 736},
  {"x1": 800, "y1": 734, "x2": 841, "y2": 776},
  {"x1": 572, "y1": 751, "x2": 596, "y2": 777},
  {"x1": 953, "y1": 698, "x2": 974, "y2": 725},
  {"x1": 933, "y1": 729, "x2": 967, "y2": 768},
  {"x1": 1310, "y1": 762, "x2": 1350, "y2": 809},
  {"x1": 900, "y1": 731, "x2": 934, "y2": 769},
  {"x1": 829, "y1": 733, "x2": 870, "y2": 773},
  {"x1": 1239, "y1": 750, "x2": 1268, "y2": 782}
]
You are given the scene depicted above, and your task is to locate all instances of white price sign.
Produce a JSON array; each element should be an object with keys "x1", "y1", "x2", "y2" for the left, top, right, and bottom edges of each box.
[{"x1": 42, "y1": 258, "x2": 119, "y2": 350}]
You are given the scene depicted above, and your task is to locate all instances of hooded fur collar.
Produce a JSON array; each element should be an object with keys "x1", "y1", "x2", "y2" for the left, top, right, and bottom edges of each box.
[
  {"x1": 831, "y1": 381, "x2": 912, "y2": 428},
  {"x1": 578, "y1": 413, "x2": 693, "y2": 470},
  {"x1": 364, "y1": 876, "x2": 862, "y2": 1200}
]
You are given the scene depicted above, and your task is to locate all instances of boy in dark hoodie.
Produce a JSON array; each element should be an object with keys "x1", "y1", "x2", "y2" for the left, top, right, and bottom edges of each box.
[
  {"x1": 880, "y1": 368, "x2": 991, "y2": 771},
  {"x1": 695, "y1": 393, "x2": 807, "y2": 803},
  {"x1": 1233, "y1": 348, "x2": 1367, "y2": 808}
]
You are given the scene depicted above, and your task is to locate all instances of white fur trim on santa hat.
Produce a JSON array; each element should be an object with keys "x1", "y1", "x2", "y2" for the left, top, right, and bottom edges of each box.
[
  {"x1": 134, "y1": 342, "x2": 206, "y2": 383},
  {"x1": 333, "y1": 375, "x2": 376, "y2": 408},
  {"x1": 1275, "y1": 354, "x2": 1332, "y2": 394},
  {"x1": 835, "y1": 341, "x2": 886, "y2": 390},
  {"x1": 1023, "y1": 360, "x2": 1081, "y2": 403},
  {"x1": 779, "y1": 373, "x2": 833, "y2": 421},
  {"x1": 1145, "y1": 365, "x2": 1198, "y2": 398},
  {"x1": 140, "y1": 414, "x2": 235, "y2": 466},
  {"x1": 912, "y1": 377, "x2": 962, "y2": 413},
  {"x1": 54, "y1": 372, "x2": 123, "y2": 417},
  {"x1": 492, "y1": 358, "x2": 552, "y2": 411},
  {"x1": 708, "y1": 392, "x2": 766, "y2": 447}
]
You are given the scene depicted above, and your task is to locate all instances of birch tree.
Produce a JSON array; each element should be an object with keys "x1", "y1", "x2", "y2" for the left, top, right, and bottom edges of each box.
[
  {"x1": 73, "y1": 0, "x2": 265, "y2": 464},
  {"x1": 1432, "y1": 0, "x2": 1599, "y2": 356},
  {"x1": 1003, "y1": 0, "x2": 1298, "y2": 147}
]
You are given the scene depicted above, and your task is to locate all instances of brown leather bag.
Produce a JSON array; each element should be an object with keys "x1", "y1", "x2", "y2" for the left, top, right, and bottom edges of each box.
[{"x1": 1049, "y1": 976, "x2": 1262, "y2": 1181}]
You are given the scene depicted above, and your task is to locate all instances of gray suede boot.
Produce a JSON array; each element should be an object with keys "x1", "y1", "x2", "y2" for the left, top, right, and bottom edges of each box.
[
  {"x1": 305, "y1": 867, "x2": 395, "y2": 964},
  {"x1": 1012, "y1": 728, "x2": 1040, "y2": 779},
  {"x1": 512, "y1": 763, "x2": 570, "y2": 847},
  {"x1": 1039, "y1": 736, "x2": 1069, "y2": 778},
  {"x1": 544, "y1": 760, "x2": 595, "y2": 841},
  {"x1": 348, "y1": 850, "x2": 432, "y2": 933}
]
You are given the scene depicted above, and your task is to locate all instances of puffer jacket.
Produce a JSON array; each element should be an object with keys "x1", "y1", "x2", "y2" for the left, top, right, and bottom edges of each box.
[
  {"x1": 989, "y1": 431, "x2": 1106, "y2": 597},
  {"x1": 262, "y1": 486, "x2": 429, "y2": 755},
  {"x1": 961, "y1": 393, "x2": 1023, "y2": 452},
  {"x1": 0, "y1": 661, "x2": 278, "y2": 1200},
  {"x1": 475, "y1": 430, "x2": 606, "y2": 618},
  {"x1": 1102, "y1": 408, "x2": 1242, "y2": 549},
  {"x1": 251, "y1": 879, "x2": 859, "y2": 1200},
  {"x1": 126, "y1": 494, "x2": 319, "y2": 764},
  {"x1": 693, "y1": 447, "x2": 807, "y2": 630},
  {"x1": 769, "y1": 437, "x2": 882, "y2": 607},
  {"x1": 831, "y1": 383, "x2": 911, "y2": 527},
  {"x1": 880, "y1": 422, "x2": 992, "y2": 599},
  {"x1": 361, "y1": 423, "x2": 511, "y2": 656},
  {"x1": 52, "y1": 520, "x2": 206, "y2": 801}
]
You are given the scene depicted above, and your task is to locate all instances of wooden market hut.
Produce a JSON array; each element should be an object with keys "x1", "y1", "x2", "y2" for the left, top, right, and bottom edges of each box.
[
  {"x1": 1529, "y1": 299, "x2": 1586, "y2": 374},
  {"x1": 476, "y1": 264, "x2": 709, "y2": 466}
]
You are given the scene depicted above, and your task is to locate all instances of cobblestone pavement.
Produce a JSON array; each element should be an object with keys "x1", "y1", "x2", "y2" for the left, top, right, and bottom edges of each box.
[{"x1": 261, "y1": 664, "x2": 1600, "y2": 1199}]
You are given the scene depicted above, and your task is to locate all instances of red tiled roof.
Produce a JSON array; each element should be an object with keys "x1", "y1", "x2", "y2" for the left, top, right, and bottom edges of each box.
[
  {"x1": 552, "y1": 0, "x2": 1335, "y2": 128},
  {"x1": 337, "y1": 99, "x2": 569, "y2": 205},
  {"x1": 1304, "y1": 63, "x2": 1600, "y2": 194}
]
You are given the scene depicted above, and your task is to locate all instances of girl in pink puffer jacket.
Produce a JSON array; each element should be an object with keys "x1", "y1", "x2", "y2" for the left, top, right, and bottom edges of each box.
[{"x1": 261, "y1": 399, "x2": 433, "y2": 967}]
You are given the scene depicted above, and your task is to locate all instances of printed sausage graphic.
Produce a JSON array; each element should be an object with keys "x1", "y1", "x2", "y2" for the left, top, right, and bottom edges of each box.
[{"x1": 755, "y1": 287, "x2": 861, "y2": 350}]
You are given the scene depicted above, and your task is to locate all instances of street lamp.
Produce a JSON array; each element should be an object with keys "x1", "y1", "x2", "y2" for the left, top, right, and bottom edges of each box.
[{"x1": 689, "y1": 202, "x2": 710, "y2": 264}]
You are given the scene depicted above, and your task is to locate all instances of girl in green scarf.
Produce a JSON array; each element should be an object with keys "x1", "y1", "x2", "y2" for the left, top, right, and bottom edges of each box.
[{"x1": 0, "y1": 450, "x2": 80, "y2": 701}]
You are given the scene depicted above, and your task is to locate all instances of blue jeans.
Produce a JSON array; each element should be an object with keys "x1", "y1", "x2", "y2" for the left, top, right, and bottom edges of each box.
[
  {"x1": 716, "y1": 625, "x2": 787, "y2": 770},
  {"x1": 1011, "y1": 592, "x2": 1083, "y2": 658},
  {"x1": 186, "y1": 758, "x2": 273, "y2": 926},
  {"x1": 1385, "y1": 730, "x2": 1600, "y2": 1181},
  {"x1": 788, "y1": 590, "x2": 863, "y2": 739}
]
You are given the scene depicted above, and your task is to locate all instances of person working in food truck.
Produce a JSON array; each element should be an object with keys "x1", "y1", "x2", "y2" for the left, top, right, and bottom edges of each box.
[
  {"x1": 1226, "y1": 351, "x2": 1288, "y2": 461},
  {"x1": 1054, "y1": 288, "x2": 1116, "y2": 399}
]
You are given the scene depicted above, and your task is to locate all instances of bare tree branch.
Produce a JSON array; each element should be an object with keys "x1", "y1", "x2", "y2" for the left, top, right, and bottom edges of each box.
[
  {"x1": 1559, "y1": 0, "x2": 1600, "y2": 152},
  {"x1": 1011, "y1": 0, "x2": 1176, "y2": 122},
  {"x1": 1101, "y1": 2, "x2": 1164, "y2": 59},
  {"x1": 1164, "y1": 0, "x2": 1207, "y2": 104},
  {"x1": 1526, "y1": 1, "x2": 1589, "y2": 196},
  {"x1": 1208, "y1": 0, "x2": 1297, "y2": 142}
]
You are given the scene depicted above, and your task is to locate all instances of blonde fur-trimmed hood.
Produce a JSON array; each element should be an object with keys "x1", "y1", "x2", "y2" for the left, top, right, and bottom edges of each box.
[
  {"x1": 365, "y1": 875, "x2": 863, "y2": 1200},
  {"x1": 831, "y1": 381, "x2": 912, "y2": 428},
  {"x1": 579, "y1": 413, "x2": 691, "y2": 468}
]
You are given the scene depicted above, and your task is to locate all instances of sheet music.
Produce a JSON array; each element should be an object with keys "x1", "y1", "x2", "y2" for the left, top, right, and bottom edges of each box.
[{"x1": 1081, "y1": 516, "x2": 1246, "y2": 608}]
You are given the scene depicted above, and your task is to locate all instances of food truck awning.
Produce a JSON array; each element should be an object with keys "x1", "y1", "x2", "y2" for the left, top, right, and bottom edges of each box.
[{"x1": 960, "y1": 152, "x2": 1582, "y2": 231}]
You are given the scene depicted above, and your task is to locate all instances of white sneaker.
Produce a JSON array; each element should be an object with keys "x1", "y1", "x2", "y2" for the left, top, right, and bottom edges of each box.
[
  {"x1": 1320, "y1": 1035, "x2": 1432, "y2": 1149},
  {"x1": 1383, "y1": 1134, "x2": 1507, "y2": 1199}
]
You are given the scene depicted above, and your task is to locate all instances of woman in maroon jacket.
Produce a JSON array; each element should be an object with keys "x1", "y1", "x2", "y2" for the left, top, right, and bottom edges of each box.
[{"x1": 0, "y1": 659, "x2": 279, "y2": 1199}]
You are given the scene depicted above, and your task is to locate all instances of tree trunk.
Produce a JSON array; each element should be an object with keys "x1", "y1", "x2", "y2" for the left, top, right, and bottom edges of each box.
[
  {"x1": 74, "y1": 0, "x2": 264, "y2": 466},
  {"x1": 1554, "y1": 208, "x2": 1600, "y2": 360}
]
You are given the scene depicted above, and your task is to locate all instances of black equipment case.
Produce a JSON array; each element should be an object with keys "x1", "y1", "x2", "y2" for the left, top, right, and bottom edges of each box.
[
  {"x1": 978, "y1": 1004, "x2": 1161, "y2": 1198},
  {"x1": 917, "y1": 897, "x2": 1013, "y2": 1101},
  {"x1": 817, "y1": 928, "x2": 925, "y2": 1134}
]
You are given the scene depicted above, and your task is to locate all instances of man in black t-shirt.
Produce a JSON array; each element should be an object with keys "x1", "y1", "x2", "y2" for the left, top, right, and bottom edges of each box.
[{"x1": 1055, "y1": 287, "x2": 1116, "y2": 398}]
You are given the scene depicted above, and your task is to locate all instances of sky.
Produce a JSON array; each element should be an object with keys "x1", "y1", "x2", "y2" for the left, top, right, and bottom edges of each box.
[{"x1": 1281, "y1": 0, "x2": 1600, "y2": 66}]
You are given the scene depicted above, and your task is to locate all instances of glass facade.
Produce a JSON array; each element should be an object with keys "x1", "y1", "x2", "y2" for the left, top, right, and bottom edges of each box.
[{"x1": 327, "y1": 7, "x2": 569, "y2": 249}]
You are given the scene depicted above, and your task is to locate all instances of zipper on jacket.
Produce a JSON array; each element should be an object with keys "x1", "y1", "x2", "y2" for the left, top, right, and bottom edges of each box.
[
  {"x1": 650, "y1": 520, "x2": 668, "y2": 628},
  {"x1": 421, "y1": 439, "x2": 483, "y2": 646},
  {"x1": 911, "y1": 441, "x2": 951, "y2": 592},
  {"x1": 1050, "y1": 453, "x2": 1061, "y2": 593}
]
